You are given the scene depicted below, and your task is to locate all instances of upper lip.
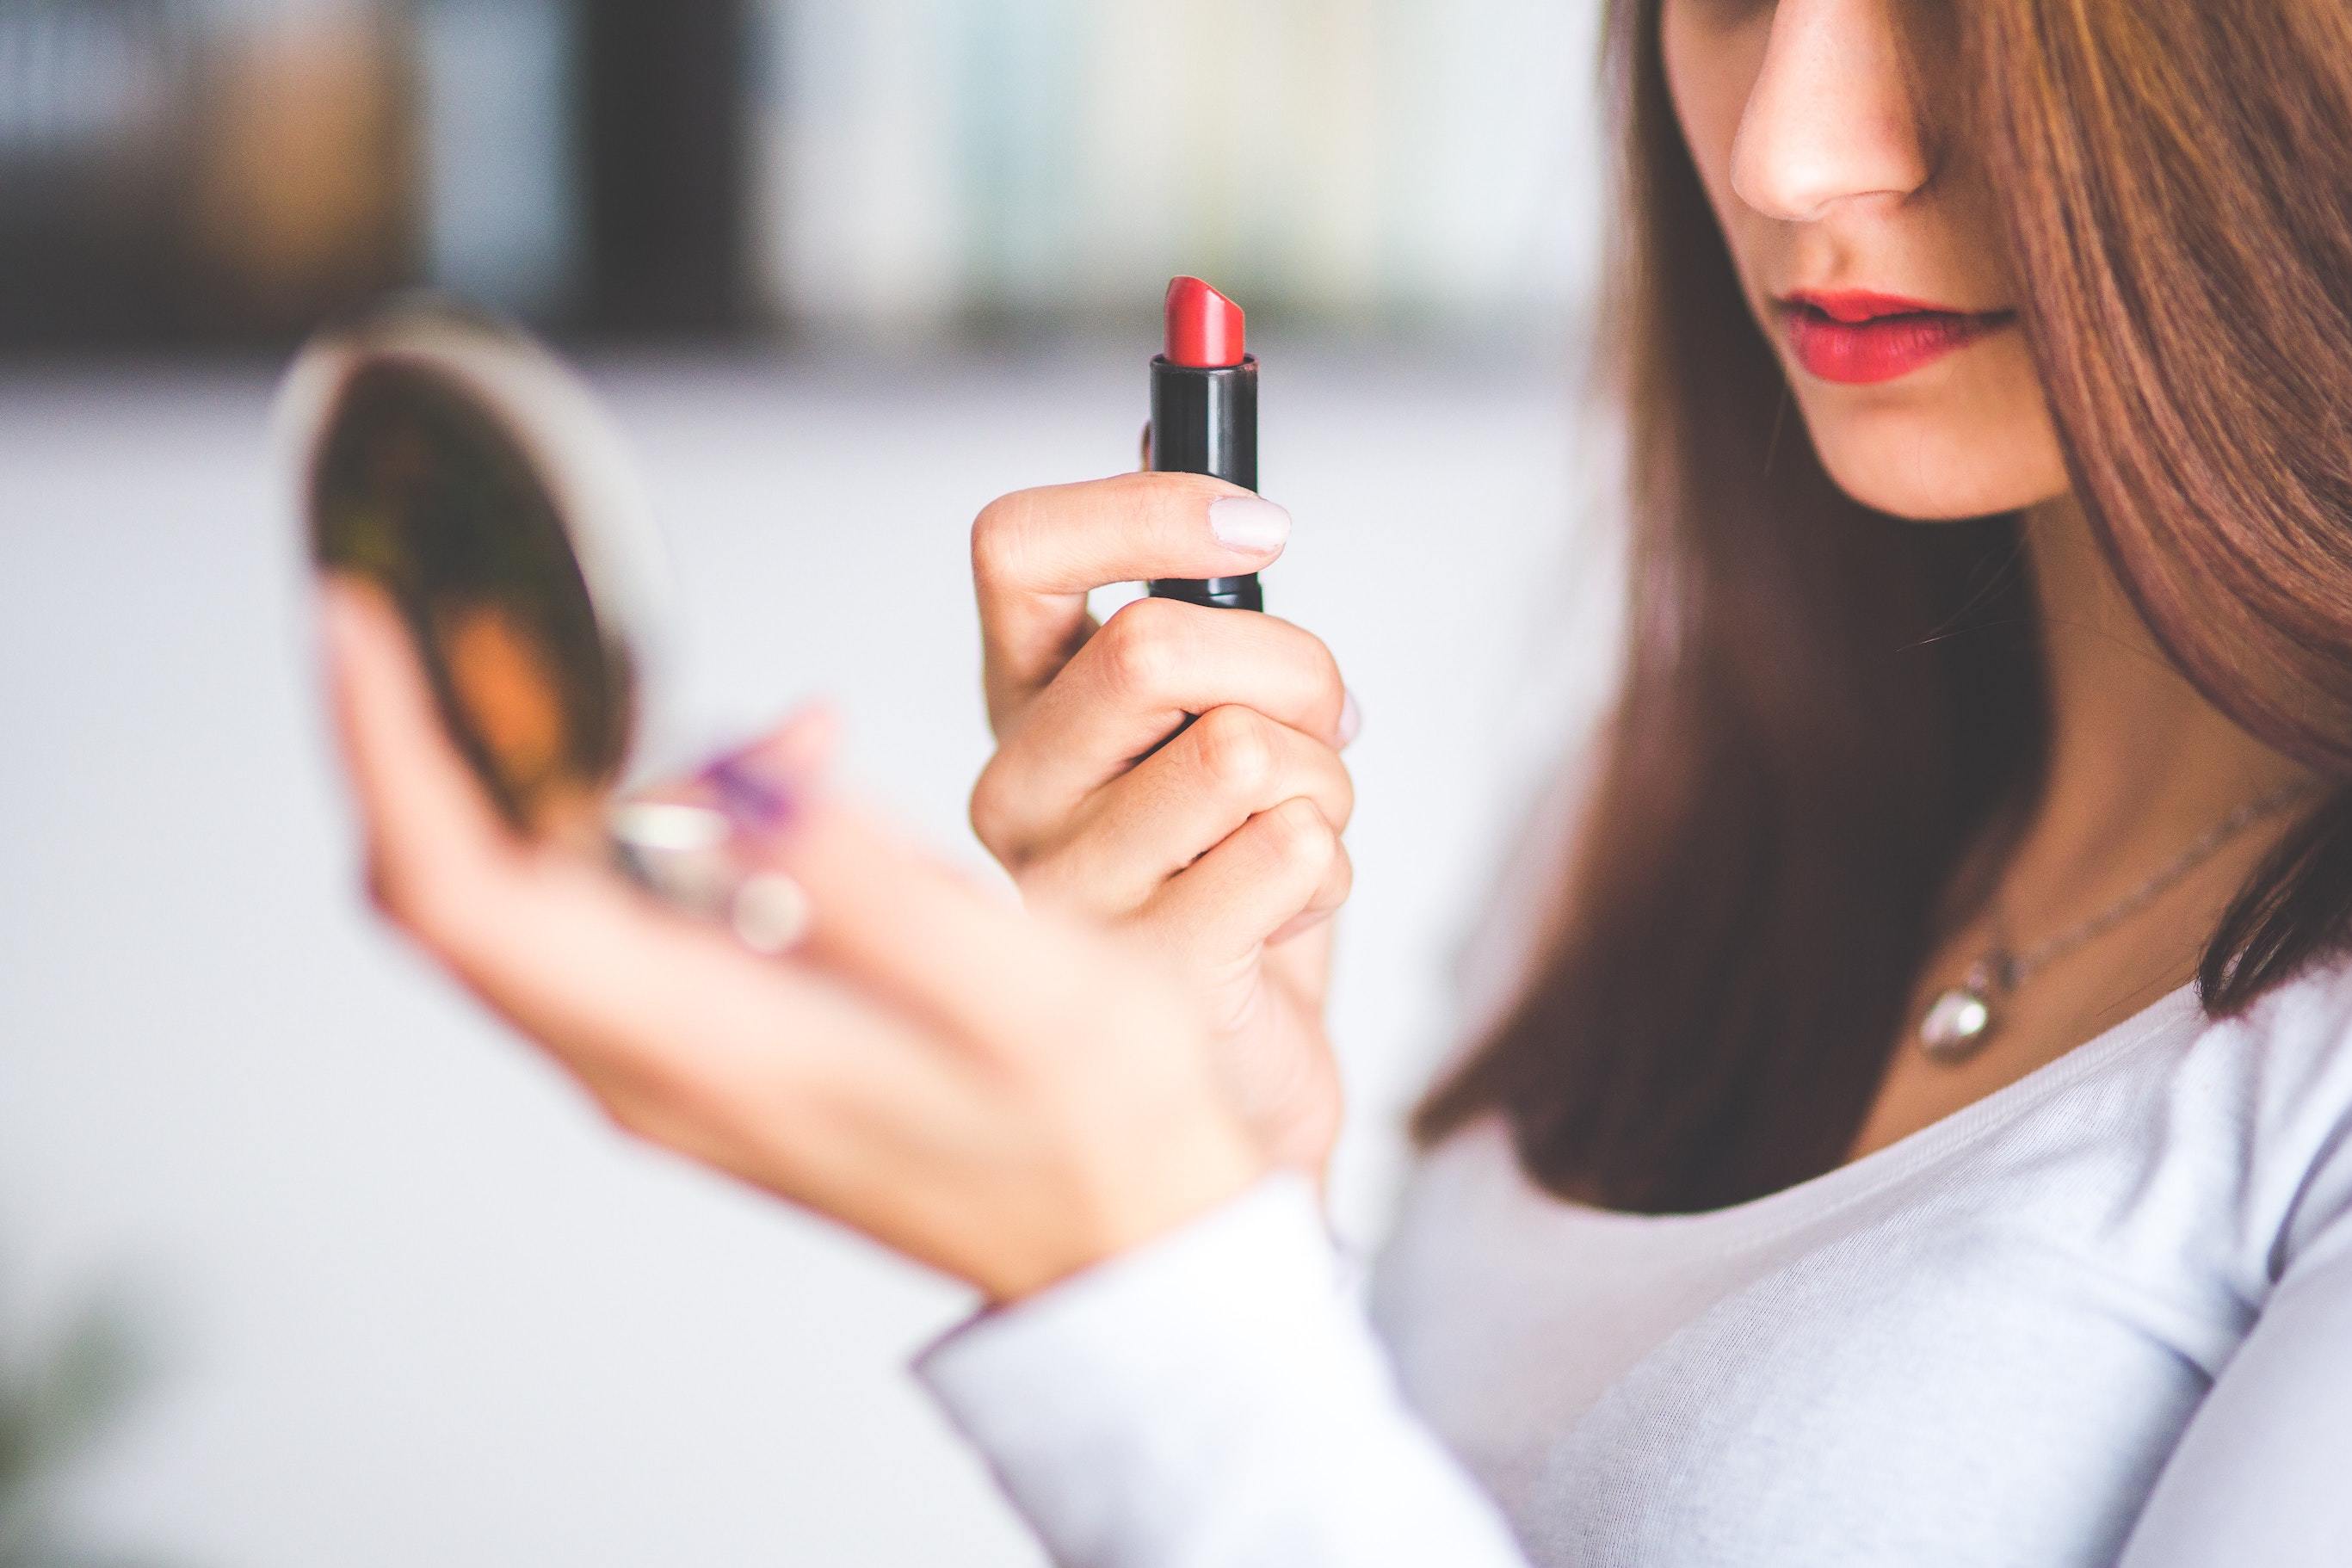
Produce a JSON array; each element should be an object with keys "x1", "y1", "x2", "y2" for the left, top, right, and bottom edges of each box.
[{"x1": 1777, "y1": 288, "x2": 2003, "y2": 323}]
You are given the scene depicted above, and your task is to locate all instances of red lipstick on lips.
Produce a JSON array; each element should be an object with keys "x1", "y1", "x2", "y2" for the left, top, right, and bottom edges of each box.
[
  {"x1": 1148, "y1": 276, "x2": 1262, "y2": 611},
  {"x1": 1778, "y1": 288, "x2": 2014, "y2": 385}
]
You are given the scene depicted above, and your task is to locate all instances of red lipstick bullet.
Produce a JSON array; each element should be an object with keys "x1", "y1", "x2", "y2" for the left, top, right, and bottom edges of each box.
[
  {"x1": 1164, "y1": 275, "x2": 1247, "y2": 369},
  {"x1": 1149, "y1": 275, "x2": 1262, "y2": 611}
]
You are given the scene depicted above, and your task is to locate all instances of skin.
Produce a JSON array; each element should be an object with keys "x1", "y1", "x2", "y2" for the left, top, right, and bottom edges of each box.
[
  {"x1": 324, "y1": 0, "x2": 2322, "y2": 1312},
  {"x1": 1659, "y1": 0, "x2": 2313, "y2": 1154}
]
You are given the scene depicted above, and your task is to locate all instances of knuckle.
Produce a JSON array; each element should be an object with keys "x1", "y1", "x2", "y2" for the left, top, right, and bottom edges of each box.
[
  {"x1": 595, "y1": 1086, "x2": 658, "y2": 1143},
  {"x1": 594, "y1": 1056, "x2": 705, "y2": 1143},
  {"x1": 1263, "y1": 797, "x2": 1337, "y2": 870},
  {"x1": 1323, "y1": 759, "x2": 1358, "y2": 831},
  {"x1": 1192, "y1": 705, "x2": 1276, "y2": 797},
  {"x1": 363, "y1": 842, "x2": 448, "y2": 936},
  {"x1": 1266, "y1": 616, "x2": 1345, "y2": 721},
  {"x1": 362, "y1": 849, "x2": 405, "y2": 923},
  {"x1": 969, "y1": 491, "x2": 1035, "y2": 586},
  {"x1": 1322, "y1": 841, "x2": 1357, "y2": 905},
  {"x1": 1303, "y1": 636, "x2": 1347, "y2": 716},
  {"x1": 968, "y1": 755, "x2": 1016, "y2": 858},
  {"x1": 1098, "y1": 596, "x2": 1185, "y2": 698}
]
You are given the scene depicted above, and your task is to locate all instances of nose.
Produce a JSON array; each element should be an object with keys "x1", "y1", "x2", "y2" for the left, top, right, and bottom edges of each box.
[{"x1": 1729, "y1": 0, "x2": 1931, "y2": 223}]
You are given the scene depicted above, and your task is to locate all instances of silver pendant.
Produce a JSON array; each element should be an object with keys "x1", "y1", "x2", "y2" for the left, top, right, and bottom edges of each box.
[
  {"x1": 1918, "y1": 985, "x2": 1996, "y2": 1059},
  {"x1": 1918, "y1": 954, "x2": 2011, "y2": 1062}
]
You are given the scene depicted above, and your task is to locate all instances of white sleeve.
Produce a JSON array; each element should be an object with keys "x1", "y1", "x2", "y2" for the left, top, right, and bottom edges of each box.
[
  {"x1": 2116, "y1": 1114, "x2": 2352, "y2": 1566},
  {"x1": 915, "y1": 1171, "x2": 1533, "y2": 1568}
]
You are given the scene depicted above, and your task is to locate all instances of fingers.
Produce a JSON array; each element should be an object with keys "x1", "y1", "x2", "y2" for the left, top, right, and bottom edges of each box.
[
  {"x1": 972, "y1": 471, "x2": 1290, "y2": 730},
  {"x1": 1136, "y1": 797, "x2": 1353, "y2": 982},
  {"x1": 321, "y1": 577, "x2": 964, "y2": 1183},
  {"x1": 323, "y1": 576, "x2": 769, "y2": 1053},
  {"x1": 971, "y1": 596, "x2": 1349, "y2": 862},
  {"x1": 1016, "y1": 705, "x2": 1354, "y2": 918},
  {"x1": 319, "y1": 577, "x2": 533, "y2": 947},
  {"x1": 324, "y1": 578, "x2": 1260, "y2": 1287}
]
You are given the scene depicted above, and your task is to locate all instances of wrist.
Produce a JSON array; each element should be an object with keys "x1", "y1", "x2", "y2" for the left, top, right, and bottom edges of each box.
[{"x1": 981, "y1": 1120, "x2": 1269, "y2": 1305}]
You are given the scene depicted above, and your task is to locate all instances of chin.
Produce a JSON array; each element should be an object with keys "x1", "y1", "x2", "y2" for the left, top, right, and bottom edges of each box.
[{"x1": 1804, "y1": 415, "x2": 2070, "y2": 523}]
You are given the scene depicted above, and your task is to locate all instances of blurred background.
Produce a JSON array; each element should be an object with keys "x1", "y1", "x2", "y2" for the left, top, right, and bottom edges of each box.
[
  {"x1": 0, "y1": 1, "x2": 1617, "y2": 1562},
  {"x1": 1, "y1": 0, "x2": 1597, "y2": 349}
]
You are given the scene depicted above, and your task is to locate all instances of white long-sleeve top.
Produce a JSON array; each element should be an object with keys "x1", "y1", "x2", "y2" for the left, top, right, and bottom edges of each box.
[{"x1": 918, "y1": 959, "x2": 2352, "y2": 1566}]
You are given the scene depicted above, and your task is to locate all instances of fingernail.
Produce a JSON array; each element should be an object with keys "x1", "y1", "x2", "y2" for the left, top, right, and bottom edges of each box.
[
  {"x1": 1207, "y1": 495, "x2": 1291, "y2": 554},
  {"x1": 699, "y1": 750, "x2": 800, "y2": 835},
  {"x1": 1336, "y1": 688, "x2": 1362, "y2": 748}
]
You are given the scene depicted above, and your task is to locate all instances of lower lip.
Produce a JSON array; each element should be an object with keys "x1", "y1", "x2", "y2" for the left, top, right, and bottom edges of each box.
[{"x1": 1781, "y1": 306, "x2": 2012, "y2": 385}]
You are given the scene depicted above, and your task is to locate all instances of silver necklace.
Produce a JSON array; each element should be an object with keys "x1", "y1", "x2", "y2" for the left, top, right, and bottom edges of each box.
[{"x1": 1917, "y1": 779, "x2": 2321, "y2": 1061}]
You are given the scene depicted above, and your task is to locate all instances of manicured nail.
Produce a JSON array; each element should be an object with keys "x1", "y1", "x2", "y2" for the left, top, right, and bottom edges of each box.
[
  {"x1": 1207, "y1": 495, "x2": 1291, "y2": 553},
  {"x1": 1336, "y1": 688, "x2": 1362, "y2": 748},
  {"x1": 699, "y1": 750, "x2": 799, "y2": 835}
]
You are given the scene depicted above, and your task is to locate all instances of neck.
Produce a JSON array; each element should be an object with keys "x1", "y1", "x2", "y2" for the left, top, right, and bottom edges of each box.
[{"x1": 2013, "y1": 494, "x2": 2307, "y2": 895}]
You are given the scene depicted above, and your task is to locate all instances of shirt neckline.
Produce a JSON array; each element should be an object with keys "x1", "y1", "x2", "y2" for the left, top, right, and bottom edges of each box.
[{"x1": 1476, "y1": 977, "x2": 2208, "y2": 1241}]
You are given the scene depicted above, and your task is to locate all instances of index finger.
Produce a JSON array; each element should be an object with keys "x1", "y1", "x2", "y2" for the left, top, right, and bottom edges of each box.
[{"x1": 972, "y1": 471, "x2": 1291, "y2": 730}]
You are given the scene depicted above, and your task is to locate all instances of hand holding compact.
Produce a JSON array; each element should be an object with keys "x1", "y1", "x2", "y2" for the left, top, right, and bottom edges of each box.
[{"x1": 321, "y1": 579, "x2": 1266, "y2": 1303}]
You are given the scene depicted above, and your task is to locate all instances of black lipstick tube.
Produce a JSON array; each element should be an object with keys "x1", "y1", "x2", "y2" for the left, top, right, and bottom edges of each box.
[{"x1": 1147, "y1": 354, "x2": 1262, "y2": 612}]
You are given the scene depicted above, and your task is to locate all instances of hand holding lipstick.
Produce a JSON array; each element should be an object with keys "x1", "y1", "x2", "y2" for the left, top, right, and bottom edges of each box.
[{"x1": 970, "y1": 470, "x2": 1358, "y2": 1175}]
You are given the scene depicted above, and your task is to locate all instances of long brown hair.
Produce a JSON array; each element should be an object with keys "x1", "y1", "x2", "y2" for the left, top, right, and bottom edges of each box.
[{"x1": 1414, "y1": 0, "x2": 2352, "y2": 1213}]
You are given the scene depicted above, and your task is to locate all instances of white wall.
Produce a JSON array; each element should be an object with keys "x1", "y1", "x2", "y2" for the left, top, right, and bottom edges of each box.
[{"x1": 0, "y1": 343, "x2": 1618, "y2": 1564}]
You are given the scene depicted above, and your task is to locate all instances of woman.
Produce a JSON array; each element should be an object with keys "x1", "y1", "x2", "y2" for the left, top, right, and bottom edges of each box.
[{"x1": 319, "y1": 0, "x2": 2352, "y2": 1561}]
